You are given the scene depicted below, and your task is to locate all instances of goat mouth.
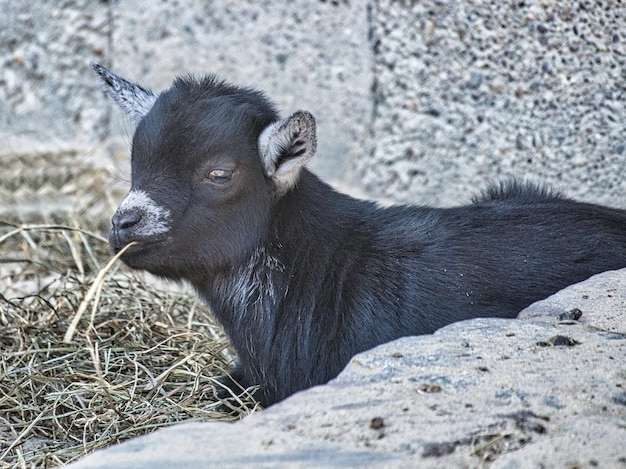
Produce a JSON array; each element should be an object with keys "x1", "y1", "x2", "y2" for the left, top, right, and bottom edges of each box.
[{"x1": 111, "y1": 237, "x2": 171, "y2": 259}]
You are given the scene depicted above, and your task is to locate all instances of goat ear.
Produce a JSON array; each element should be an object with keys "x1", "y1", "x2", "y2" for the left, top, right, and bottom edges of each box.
[
  {"x1": 258, "y1": 111, "x2": 317, "y2": 194},
  {"x1": 91, "y1": 63, "x2": 158, "y2": 126}
]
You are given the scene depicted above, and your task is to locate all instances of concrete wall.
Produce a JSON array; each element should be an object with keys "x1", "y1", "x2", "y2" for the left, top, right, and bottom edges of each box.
[
  {"x1": 361, "y1": 0, "x2": 625, "y2": 207},
  {"x1": 108, "y1": 0, "x2": 372, "y2": 183},
  {"x1": 0, "y1": 0, "x2": 372, "y2": 223},
  {"x1": 1, "y1": 0, "x2": 624, "y2": 225},
  {"x1": 0, "y1": 1, "x2": 111, "y2": 222}
]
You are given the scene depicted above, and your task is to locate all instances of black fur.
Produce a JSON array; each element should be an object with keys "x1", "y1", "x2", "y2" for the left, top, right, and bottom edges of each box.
[{"x1": 104, "y1": 73, "x2": 626, "y2": 407}]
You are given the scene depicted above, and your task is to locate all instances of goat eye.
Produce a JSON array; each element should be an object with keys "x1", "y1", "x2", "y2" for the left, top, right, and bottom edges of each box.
[{"x1": 206, "y1": 169, "x2": 233, "y2": 184}]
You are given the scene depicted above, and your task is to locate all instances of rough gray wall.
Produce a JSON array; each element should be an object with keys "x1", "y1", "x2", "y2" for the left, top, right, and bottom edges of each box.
[
  {"x1": 108, "y1": 0, "x2": 372, "y2": 182},
  {"x1": 0, "y1": 0, "x2": 372, "y2": 222},
  {"x1": 0, "y1": 1, "x2": 112, "y2": 222},
  {"x1": 360, "y1": 0, "x2": 625, "y2": 207},
  {"x1": 2, "y1": 0, "x2": 625, "y2": 222}
]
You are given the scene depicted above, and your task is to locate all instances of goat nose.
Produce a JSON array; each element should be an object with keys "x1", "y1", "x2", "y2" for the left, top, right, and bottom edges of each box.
[{"x1": 112, "y1": 211, "x2": 142, "y2": 230}]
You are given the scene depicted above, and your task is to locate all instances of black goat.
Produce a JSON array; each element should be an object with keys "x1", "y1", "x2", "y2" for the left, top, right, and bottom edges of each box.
[{"x1": 93, "y1": 63, "x2": 626, "y2": 407}]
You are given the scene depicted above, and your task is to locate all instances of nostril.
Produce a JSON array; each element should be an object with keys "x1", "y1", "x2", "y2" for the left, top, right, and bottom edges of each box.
[{"x1": 113, "y1": 211, "x2": 142, "y2": 230}]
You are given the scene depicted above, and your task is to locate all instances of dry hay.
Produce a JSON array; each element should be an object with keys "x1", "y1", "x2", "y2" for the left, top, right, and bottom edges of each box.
[{"x1": 0, "y1": 221, "x2": 259, "y2": 468}]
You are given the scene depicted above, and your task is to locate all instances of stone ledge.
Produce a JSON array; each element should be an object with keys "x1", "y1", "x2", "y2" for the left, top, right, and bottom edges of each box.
[{"x1": 68, "y1": 269, "x2": 626, "y2": 469}]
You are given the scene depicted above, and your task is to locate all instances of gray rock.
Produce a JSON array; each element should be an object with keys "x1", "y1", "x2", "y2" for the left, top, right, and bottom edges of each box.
[
  {"x1": 519, "y1": 268, "x2": 626, "y2": 334},
  {"x1": 68, "y1": 269, "x2": 626, "y2": 468}
]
